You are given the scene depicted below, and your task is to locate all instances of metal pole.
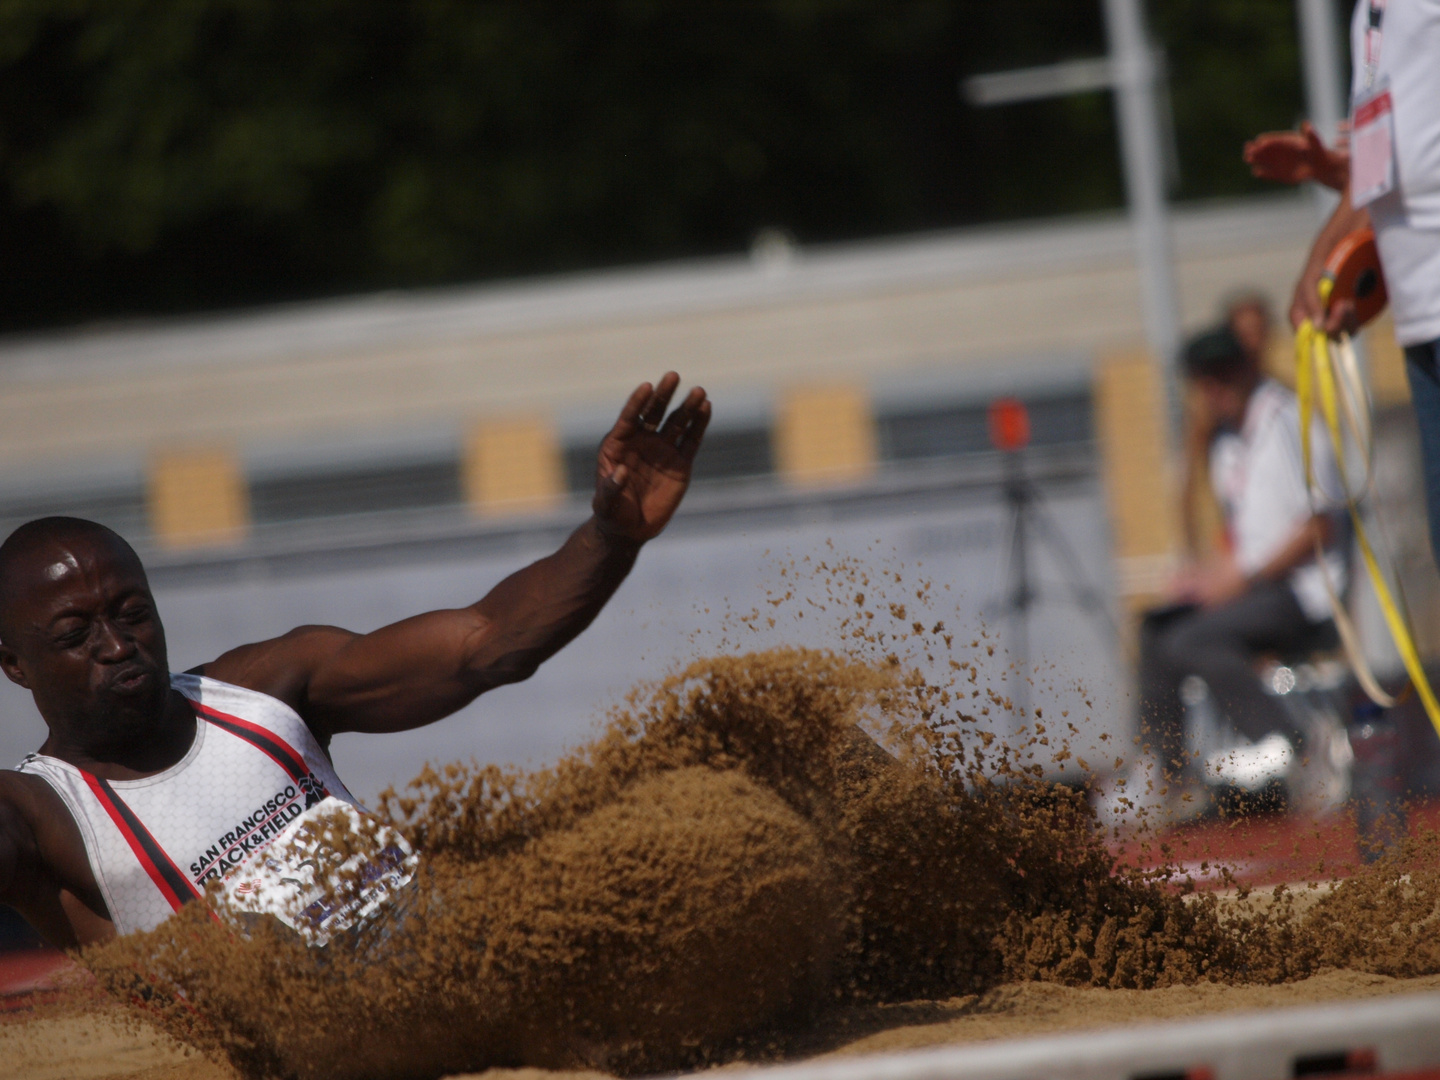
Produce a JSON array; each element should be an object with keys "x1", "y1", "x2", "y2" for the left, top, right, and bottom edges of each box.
[
  {"x1": 1003, "y1": 451, "x2": 1032, "y2": 726},
  {"x1": 1296, "y1": 0, "x2": 1346, "y2": 143},
  {"x1": 1102, "y1": 0, "x2": 1182, "y2": 395},
  {"x1": 1296, "y1": 0, "x2": 1347, "y2": 215}
]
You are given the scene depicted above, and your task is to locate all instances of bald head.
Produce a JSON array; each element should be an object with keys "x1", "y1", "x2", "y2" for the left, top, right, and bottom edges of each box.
[
  {"x1": 0, "y1": 518, "x2": 143, "y2": 646},
  {"x1": 0, "y1": 517, "x2": 175, "y2": 756}
]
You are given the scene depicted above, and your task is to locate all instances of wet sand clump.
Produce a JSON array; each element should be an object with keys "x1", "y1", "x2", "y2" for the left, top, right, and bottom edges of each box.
[{"x1": 71, "y1": 646, "x2": 1440, "y2": 1079}]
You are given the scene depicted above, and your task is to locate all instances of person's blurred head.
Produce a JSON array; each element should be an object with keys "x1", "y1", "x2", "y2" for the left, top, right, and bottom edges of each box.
[
  {"x1": 1223, "y1": 290, "x2": 1272, "y2": 366},
  {"x1": 1183, "y1": 326, "x2": 1259, "y2": 428}
]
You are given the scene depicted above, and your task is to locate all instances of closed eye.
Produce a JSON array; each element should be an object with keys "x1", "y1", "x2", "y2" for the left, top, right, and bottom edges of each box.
[{"x1": 53, "y1": 627, "x2": 88, "y2": 649}]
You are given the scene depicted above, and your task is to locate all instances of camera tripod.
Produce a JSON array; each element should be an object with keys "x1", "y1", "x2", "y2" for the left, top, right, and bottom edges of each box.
[{"x1": 991, "y1": 449, "x2": 1118, "y2": 722}]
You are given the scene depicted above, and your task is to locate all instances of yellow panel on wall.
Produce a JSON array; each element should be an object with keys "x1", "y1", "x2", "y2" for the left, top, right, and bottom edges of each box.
[
  {"x1": 773, "y1": 384, "x2": 877, "y2": 487},
  {"x1": 148, "y1": 447, "x2": 251, "y2": 549},
  {"x1": 463, "y1": 416, "x2": 566, "y2": 516},
  {"x1": 1262, "y1": 330, "x2": 1296, "y2": 389},
  {"x1": 1093, "y1": 351, "x2": 1177, "y2": 612},
  {"x1": 1180, "y1": 384, "x2": 1226, "y2": 558}
]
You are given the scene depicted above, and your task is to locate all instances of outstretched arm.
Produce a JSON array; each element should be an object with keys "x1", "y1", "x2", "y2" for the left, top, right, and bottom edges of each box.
[{"x1": 203, "y1": 373, "x2": 710, "y2": 738}]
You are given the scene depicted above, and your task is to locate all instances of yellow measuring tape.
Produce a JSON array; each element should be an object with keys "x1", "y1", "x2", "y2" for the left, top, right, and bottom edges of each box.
[{"x1": 1296, "y1": 302, "x2": 1440, "y2": 738}]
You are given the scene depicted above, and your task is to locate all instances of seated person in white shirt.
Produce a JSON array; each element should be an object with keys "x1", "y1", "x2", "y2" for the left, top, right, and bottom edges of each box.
[{"x1": 1132, "y1": 327, "x2": 1347, "y2": 809}]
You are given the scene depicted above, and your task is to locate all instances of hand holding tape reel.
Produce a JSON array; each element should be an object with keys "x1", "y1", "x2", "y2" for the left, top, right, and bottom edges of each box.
[{"x1": 1294, "y1": 230, "x2": 1440, "y2": 736}]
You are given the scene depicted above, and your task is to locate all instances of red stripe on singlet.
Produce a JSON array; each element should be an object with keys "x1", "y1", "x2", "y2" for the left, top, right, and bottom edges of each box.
[
  {"x1": 191, "y1": 702, "x2": 324, "y2": 795},
  {"x1": 77, "y1": 701, "x2": 326, "y2": 924},
  {"x1": 80, "y1": 771, "x2": 205, "y2": 915}
]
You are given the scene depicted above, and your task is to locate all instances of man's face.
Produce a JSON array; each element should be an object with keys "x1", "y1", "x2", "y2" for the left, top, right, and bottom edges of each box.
[
  {"x1": 1229, "y1": 303, "x2": 1271, "y2": 364},
  {"x1": 1195, "y1": 375, "x2": 1251, "y2": 429},
  {"x1": 0, "y1": 535, "x2": 171, "y2": 757}
]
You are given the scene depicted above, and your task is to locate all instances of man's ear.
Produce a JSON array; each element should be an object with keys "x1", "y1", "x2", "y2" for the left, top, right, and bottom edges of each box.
[{"x1": 0, "y1": 643, "x2": 31, "y2": 690}]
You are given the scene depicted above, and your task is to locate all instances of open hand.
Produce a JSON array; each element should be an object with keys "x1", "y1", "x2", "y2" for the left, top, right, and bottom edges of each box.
[
  {"x1": 592, "y1": 372, "x2": 710, "y2": 543},
  {"x1": 1244, "y1": 122, "x2": 1349, "y2": 191}
]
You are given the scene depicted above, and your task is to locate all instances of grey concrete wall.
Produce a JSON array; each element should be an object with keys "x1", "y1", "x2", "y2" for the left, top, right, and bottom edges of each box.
[{"x1": 0, "y1": 473, "x2": 1129, "y2": 803}]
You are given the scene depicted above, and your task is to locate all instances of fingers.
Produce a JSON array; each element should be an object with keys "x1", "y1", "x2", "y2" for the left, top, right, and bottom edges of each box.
[
  {"x1": 679, "y1": 397, "x2": 711, "y2": 459},
  {"x1": 1244, "y1": 131, "x2": 1311, "y2": 184},
  {"x1": 1325, "y1": 299, "x2": 1359, "y2": 337},
  {"x1": 656, "y1": 386, "x2": 711, "y2": 455},
  {"x1": 613, "y1": 373, "x2": 709, "y2": 450},
  {"x1": 1242, "y1": 133, "x2": 1283, "y2": 164},
  {"x1": 1292, "y1": 293, "x2": 1324, "y2": 331},
  {"x1": 1290, "y1": 268, "x2": 1327, "y2": 331},
  {"x1": 613, "y1": 381, "x2": 653, "y2": 435},
  {"x1": 638, "y1": 371, "x2": 681, "y2": 430},
  {"x1": 657, "y1": 385, "x2": 704, "y2": 438},
  {"x1": 1243, "y1": 131, "x2": 1300, "y2": 158}
]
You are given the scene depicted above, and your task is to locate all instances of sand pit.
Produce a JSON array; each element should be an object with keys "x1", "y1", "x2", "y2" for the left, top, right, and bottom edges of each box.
[
  {"x1": 8, "y1": 568, "x2": 1440, "y2": 1080},
  {"x1": 1, "y1": 1006, "x2": 231, "y2": 1080},
  {"x1": 10, "y1": 969, "x2": 1440, "y2": 1080}
]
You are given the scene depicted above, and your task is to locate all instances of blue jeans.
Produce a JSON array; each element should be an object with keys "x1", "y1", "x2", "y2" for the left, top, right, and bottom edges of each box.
[{"x1": 1406, "y1": 337, "x2": 1440, "y2": 571}]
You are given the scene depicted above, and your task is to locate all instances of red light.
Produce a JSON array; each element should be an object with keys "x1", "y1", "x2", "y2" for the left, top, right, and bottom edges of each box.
[{"x1": 988, "y1": 397, "x2": 1031, "y2": 452}]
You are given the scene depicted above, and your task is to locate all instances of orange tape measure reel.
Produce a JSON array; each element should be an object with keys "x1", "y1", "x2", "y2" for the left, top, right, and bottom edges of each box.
[{"x1": 1320, "y1": 228, "x2": 1388, "y2": 327}]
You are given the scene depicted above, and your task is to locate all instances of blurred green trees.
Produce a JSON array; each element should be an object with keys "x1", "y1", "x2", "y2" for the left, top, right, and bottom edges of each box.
[{"x1": 0, "y1": 1, "x2": 1317, "y2": 331}]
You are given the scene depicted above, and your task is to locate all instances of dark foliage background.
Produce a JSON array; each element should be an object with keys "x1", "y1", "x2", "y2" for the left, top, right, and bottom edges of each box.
[{"x1": 0, "y1": 1, "x2": 1331, "y2": 332}]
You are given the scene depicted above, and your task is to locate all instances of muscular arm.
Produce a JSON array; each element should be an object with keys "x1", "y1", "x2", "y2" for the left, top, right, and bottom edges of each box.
[
  {"x1": 0, "y1": 785, "x2": 65, "y2": 944},
  {"x1": 206, "y1": 519, "x2": 639, "y2": 736},
  {"x1": 204, "y1": 373, "x2": 709, "y2": 739},
  {"x1": 0, "y1": 773, "x2": 114, "y2": 947},
  {"x1": 0, "y1": 784, "x2": 35, "y2": 908}
]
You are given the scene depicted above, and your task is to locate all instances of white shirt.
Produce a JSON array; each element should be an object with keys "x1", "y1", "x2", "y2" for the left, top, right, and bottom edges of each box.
[
  {"x1": 15, "y1": 674, "x2": 413, "y2": 941},
  {"x1": 1209, "y1": 380, "x2": 1347, "y2": 623},
  {"x1": 1350, "y1": 0, "x2": 1440, "y2": 345}
]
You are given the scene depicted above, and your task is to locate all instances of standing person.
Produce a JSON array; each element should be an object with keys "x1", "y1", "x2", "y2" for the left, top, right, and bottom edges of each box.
[
  {"x1": 1181, "y1": 293, "x2": 1275, "y2": 556},
  {"x1": 0, "y1": 373, "x2": 709, "y2": 947},
  {"x1": 1284, "y1": 0, "x2": 1440, "y2": 568},
  {"x1": 1100, "y1": 328, "x2": 1347, "y2": 824}
]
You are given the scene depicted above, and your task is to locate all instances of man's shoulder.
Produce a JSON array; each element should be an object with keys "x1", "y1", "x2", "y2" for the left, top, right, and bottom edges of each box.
[
  {"x1": 201, "y1": 625, "x2": 355, "y2": 691},
  {"x1": 1246, "y1": 379, "x2": 1300, "y2": 433},
  {"x1": 1253, "y1": 377, "x2": 1296, "y2": 407},
  {"x1": 199, "y1": 624, "x2": 359, "y2": 737},
  {"x1": 0, "y1": 766, "x2": 65, "y2": 825}
]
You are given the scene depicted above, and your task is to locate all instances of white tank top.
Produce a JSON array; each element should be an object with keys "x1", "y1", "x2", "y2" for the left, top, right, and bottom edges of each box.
[{"x1": 16, "y1": 673, "x2": 365, "y2": 937}]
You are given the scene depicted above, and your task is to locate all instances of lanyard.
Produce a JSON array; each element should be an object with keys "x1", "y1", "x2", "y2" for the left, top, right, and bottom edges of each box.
[{"x1": 1363, "y1": 0, "x2": 1386, "y2": 90}]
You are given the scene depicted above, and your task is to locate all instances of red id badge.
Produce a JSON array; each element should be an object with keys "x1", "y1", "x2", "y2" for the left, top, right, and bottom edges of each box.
[{"x1": 1351, "y1": 80, "x2": 1396, "y2": 208}]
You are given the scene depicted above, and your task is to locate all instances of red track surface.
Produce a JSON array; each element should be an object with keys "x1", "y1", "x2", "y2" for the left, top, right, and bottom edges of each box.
[
  {"x1": 1112, "y1": 794, "x2": 1440, "y2": 889},
  {"x1": 0, "y1": 948, "x2": 78, "y2": 1011}
]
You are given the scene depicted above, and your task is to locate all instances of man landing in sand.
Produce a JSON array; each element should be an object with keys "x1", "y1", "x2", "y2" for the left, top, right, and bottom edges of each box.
[{"x1": 0, "y1": 373, "x2": 709, "y2": 948}]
